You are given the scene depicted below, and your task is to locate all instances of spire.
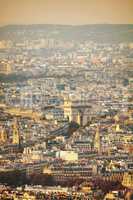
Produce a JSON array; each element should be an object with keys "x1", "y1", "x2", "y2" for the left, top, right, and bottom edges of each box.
[
  {"x1": 12, "y1": 119, "x2": 20, "y2": 145},
  {"x1": 94, "y1": 126, "x2": 101, "y2": 154},
  {"x1": 0, "y1": 127, "x2": 7, "y2": 143},
  {"x1": 114, "y1": 114, "x2": 123, "y2": 133},
  {"x1": 63, "y1": 98, "x2": 72, "y2": 122},
  {"x1": 77, "y1": 112, "x2": 81, "y2": 125}
]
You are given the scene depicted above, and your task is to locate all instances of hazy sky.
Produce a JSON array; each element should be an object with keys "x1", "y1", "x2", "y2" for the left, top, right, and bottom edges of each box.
[{"x1": 0, "y1": 0, "x2": 133, "y2": 26}]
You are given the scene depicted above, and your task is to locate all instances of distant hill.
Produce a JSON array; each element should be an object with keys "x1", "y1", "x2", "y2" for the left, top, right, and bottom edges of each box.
[{"x1": 0, "y1": 24, "x2": 133, "y2": 43}]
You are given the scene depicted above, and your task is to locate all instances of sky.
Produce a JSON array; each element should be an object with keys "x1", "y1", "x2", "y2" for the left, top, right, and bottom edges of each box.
[{"x1": 0, "y1": 0, "x2": 133, "y2": 26}]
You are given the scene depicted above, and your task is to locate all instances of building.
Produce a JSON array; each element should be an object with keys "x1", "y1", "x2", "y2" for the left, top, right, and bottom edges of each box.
[{"x1": 56, "y1": 150, "x2": 78, "y2": 162}]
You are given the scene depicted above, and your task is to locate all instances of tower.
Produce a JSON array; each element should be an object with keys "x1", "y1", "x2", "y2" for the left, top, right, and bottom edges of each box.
[
  {"x1": 76, "y1": 112, "x2": 81, "y2": 125},
  {"x1": 114, "y1": 115, "x2": 123, "y2": 133},
  {"x1": 94, "y1": 127, "x2": 101, "y2": 154},
  {"x1": 0, "y1": 127, "x2": 7, "y2": 143},
  {"x1": 107, "y1": 134, "x2": 111, "y2": 156},
  {"x1": 63, "y1": 98, "x2": 72, "y2": 122},
  {"x1": 12, "y1": 119, "x2": 20, "y2": 145}
]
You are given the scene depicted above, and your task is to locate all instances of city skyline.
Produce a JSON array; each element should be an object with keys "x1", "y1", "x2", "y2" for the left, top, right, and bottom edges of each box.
[
  {"x1": 0, "y1": 2, "x2": 133, "y2": 198},
  {"x1": 0, "y1": 0, "x2": 133, "y2": 26}
]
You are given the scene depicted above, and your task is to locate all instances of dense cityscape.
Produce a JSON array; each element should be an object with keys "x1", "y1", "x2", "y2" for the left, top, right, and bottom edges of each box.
[{"x1": 0, "y1": 24, "x2": 133, "y2": 199}]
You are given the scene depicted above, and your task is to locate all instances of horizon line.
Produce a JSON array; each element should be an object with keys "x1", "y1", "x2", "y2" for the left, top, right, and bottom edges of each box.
[{"x1": 0, "y1": 23, "x2": 133, "y2": 28}]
